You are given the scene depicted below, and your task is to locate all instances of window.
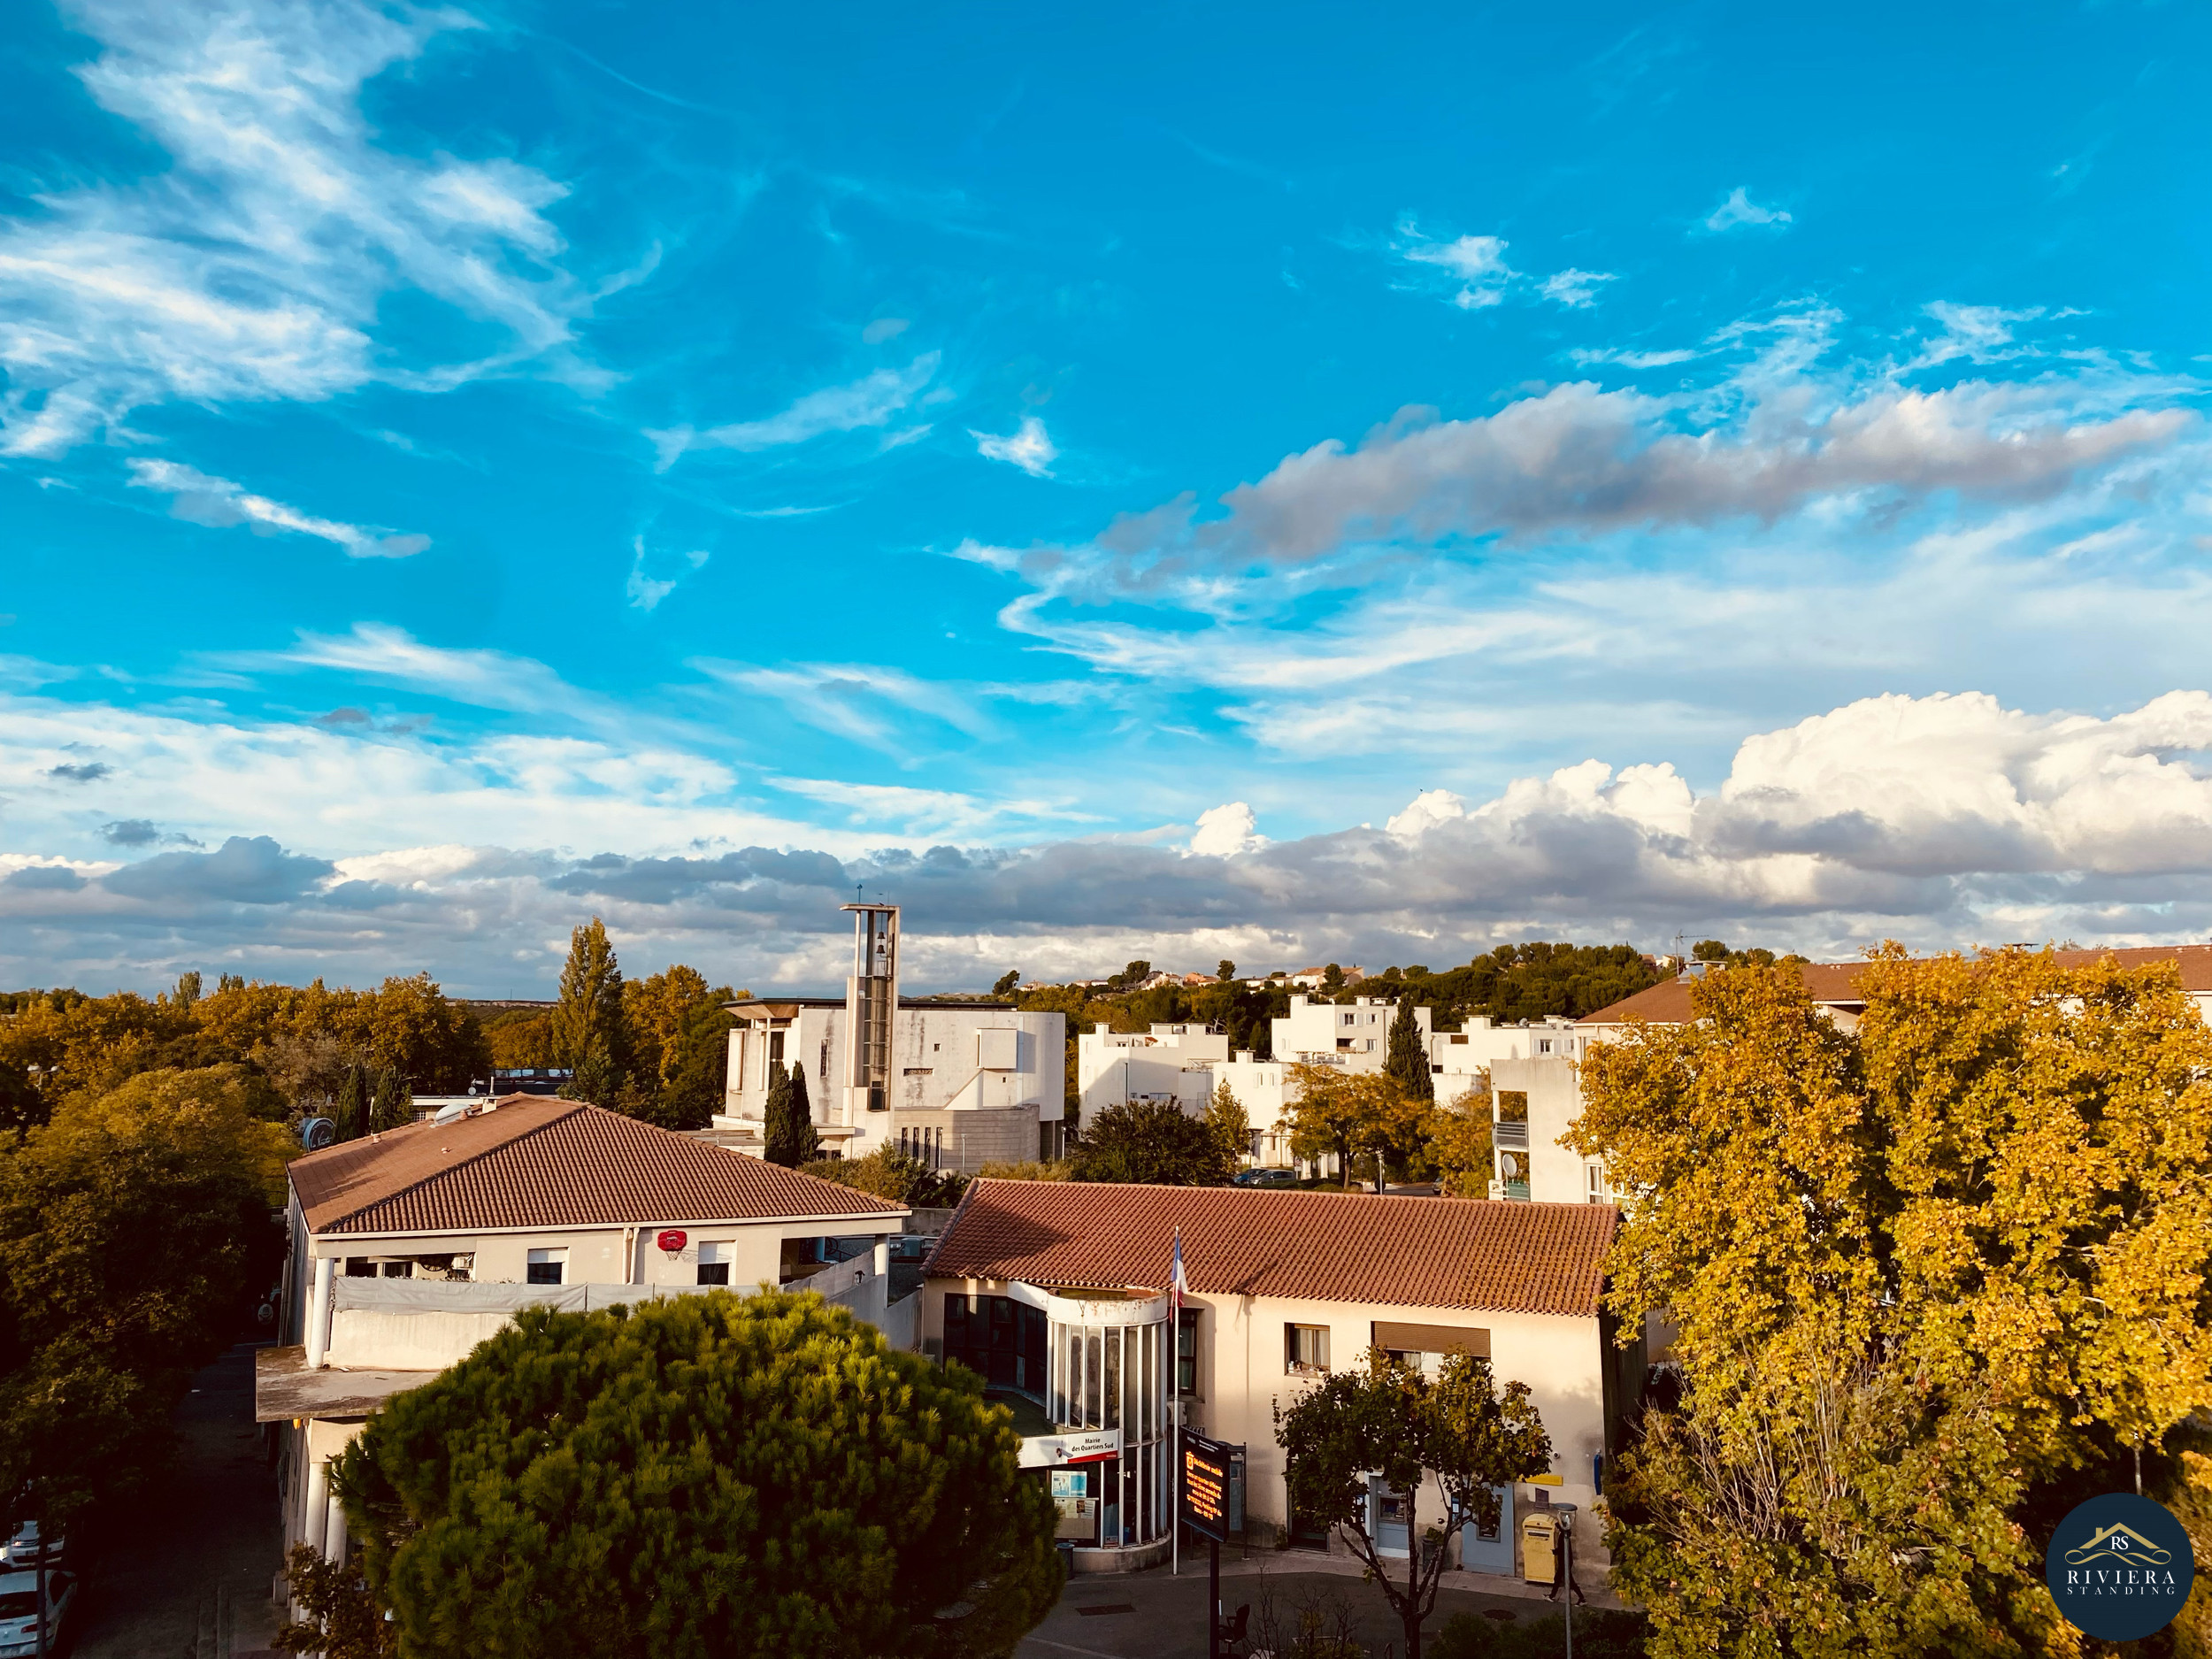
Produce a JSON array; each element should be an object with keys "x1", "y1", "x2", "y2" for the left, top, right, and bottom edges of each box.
[
  {"x1": 1285, "y1": 1324, "x2": 1330, "y2": 1375},
  {"x1": 697, "y1": 1241, "x2": 731, "y2": 1286},
  {"x1": 379, "y1": 1260, "x2": 411, "y2": 1279},
  {"x1": 1341, "y1": 1013, "x2": 1355, "y2": 1026},
  {"x1": 768, "y1": 1030, "x2": 785, "y2": 1063},
  {"x1": 1177, "y1": 1308, "x2": 1200, "y2": 1396},
  {"x1": 1586, "y1": 1163, "x2": 1609, "y2": 1204},
  {"x1": 526, "y1": 1248, "x2": 566, "y2": 1286}
]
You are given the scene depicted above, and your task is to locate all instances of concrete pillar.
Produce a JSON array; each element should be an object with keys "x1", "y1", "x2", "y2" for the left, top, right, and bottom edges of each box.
[
  {"x1": 304, "y1": 1256, "x2": 334, "y2": 1368},
  {"x1": 872, "y1": 1234, "x2": 890, "y2": 1279},
  {"x1": 326, "y1": 1488, "x2": 348, "y2": 1563},
  {"x1": 303, "y1": 1458, "x2": 329, "y2": 1555}
]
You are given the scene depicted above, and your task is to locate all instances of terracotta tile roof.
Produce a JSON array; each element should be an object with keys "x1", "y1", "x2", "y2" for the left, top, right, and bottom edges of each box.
[
  {"x1": 1579, "y1": 943, "x2": 2212, "y2": 1026},
  {"x1": 289, "y1": 1095, "x2": 903, "y2": 1236},
  {"x1": 924, "y1": 1181, "x2": 1614, "y2": 1317}
]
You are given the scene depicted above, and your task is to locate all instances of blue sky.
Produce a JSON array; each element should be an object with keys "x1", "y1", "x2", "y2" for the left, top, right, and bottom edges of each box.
[{"x1": 4, "y1": 0, "x2": 2210, "y2": 993}]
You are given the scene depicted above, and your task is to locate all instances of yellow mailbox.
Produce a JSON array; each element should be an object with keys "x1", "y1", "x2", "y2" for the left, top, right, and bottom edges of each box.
[{"x1": 1519, "y1": 1510, "x2": 1559, "y2": 1585}]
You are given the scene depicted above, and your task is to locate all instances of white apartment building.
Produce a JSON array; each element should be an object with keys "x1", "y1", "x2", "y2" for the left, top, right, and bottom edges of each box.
[
  {"x1": 1076, "y1": 1022, "x2": 1231, "y2": 1119},
  {"x1": 257, "y1": 1094, "x2": 910, "y2": 1587},
  {"x1": 712, "y1": 902, "x2": 1068, "y2": 1171}
]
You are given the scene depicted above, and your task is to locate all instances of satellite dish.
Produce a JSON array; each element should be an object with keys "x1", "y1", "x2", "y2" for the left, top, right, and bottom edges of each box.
[
  {"x1": 299, "y1": 1117, "x2": 336, "y2": 1150},
  {"x1": 434, "y1": 1104, "x2": 467, "y2": 1125}
]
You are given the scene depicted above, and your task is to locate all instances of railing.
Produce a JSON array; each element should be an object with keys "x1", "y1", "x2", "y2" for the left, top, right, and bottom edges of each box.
[
  {"x1": 1492, "y1": 1121, "x2": 1529, "y2": 1150},
  {"x1": 1501, "y1": 1180, "x2": 1531, "y2": 1202}
]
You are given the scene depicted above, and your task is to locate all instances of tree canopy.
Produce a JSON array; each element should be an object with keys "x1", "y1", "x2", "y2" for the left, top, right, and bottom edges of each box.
[
  {"x1": 1278, "y1": 1349, "x2": 1551, "y2": 1659},
  {"x1": 1386, "y1": 996, "x2": 1434, "y2": 1104},
  {"x1": 1571, "y1": 949, "x2": 2212, "y2": 1657},
  {"x1": 1286, "y1": 1064, "x2": 1428, "y2": 1188},
  {"x1": 327, "y1": 1289, "x2": 1061, "y2": 1658},
  {"x1": 1069, "y1": 1097, "x2": 1229, "y2": 1185},
  {"x1": 1, "y1": 1066, "x2": 294, "y2": 1536}
]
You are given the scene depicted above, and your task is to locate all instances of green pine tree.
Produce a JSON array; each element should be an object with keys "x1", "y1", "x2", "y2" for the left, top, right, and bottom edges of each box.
[
  {"x1": 333, "y1": 1064, "x2": 366, "y2": 1142},
  {"x1": 369, "y1": 1065, "x2": 411, "y2": 1133},
  {"x1": 1386, "y1": 996, "x2": 1435, "y2": 1104},
  {"x1": 331, "y1": 1291, "x2": 1063, "y2": 1655}
]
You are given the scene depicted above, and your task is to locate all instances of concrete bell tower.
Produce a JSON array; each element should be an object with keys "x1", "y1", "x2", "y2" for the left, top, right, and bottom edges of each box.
[{"x1": 841, "y1": 902, "x2": 899, "y2": 1122}]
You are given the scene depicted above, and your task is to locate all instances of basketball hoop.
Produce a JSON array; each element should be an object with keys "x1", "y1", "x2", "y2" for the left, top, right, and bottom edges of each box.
[{"x1": 656, "y1": 1228, "x2": 687, "y2": 1258}]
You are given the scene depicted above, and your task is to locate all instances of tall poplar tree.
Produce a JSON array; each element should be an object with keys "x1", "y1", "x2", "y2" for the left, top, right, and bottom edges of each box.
[
  {"x1": 1384, "y1": 996, "x2": 1433, "y2": 1103},
  {"x1": 552, "y1": 918, "x2": 630, "y2": 1073},
  {"x1": 762, "y1": 1062, "x2": 816, "y2": 1167}
]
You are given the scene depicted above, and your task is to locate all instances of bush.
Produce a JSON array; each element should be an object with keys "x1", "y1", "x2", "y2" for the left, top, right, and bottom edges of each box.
[{"x1": 803, "y1": 1146, "x2": 969, "y2": 1208}]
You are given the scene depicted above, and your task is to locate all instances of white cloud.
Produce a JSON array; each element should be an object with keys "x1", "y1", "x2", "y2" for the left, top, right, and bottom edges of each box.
[
  {"x1": 862, "y1": 317, "x2": 910, "y2": 343},
  {"x1": 995, "y1": 308, "x2": 2191, "y2": 592},
  {"x1": 19, "y1": 687, "x2": 2212, "y2": 991},
  {"x1": 626, "y1": 536, "x2": 710, "y2": 611},
  {"x1": 1703, "y1": 187, "x2": 1793, "y2": 232},
  {"x1": 210, "y1": 623, "x2": 604, "y2": 722},
  {"x1": 972, "y1": 415, "x2": 1057, "y2": 478},
  {"x1": 1397, "y1": 223, "x2": 1516, "y2": 310},
  {"x1": 649, "y1": 355, "x2": 941, "y2": 470},
  {"x1": 0, "y1": 0, "x2": 598, "y2": 456},
  {"x1": 1187, "y1": 802, "x2": 1265, "y2": 857},
  {"x1": 1540, "y1": 269, "x2": 1617, "y2": 309},
  {"x1": 126, "y1": 458, "x2": 429, "y2": 557},
  {"x1": 695, "y1": 657, "x2": 1000, "y2": 749},
  {"x1": 1910, "y1": 302, "x2": 2044, "y2": 370}
]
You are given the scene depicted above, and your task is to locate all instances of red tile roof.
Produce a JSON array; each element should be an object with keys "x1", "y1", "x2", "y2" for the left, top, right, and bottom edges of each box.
[
  {"x1": 290, "y1": 1095, "x2": 904, "y2": 1236},
  {"x1": 1580, "y1": 943, "x2": 2212, "y2": 1026},
  {"x1": 924, "y1": 1181, "x2": 1615, "y2": 1317}
]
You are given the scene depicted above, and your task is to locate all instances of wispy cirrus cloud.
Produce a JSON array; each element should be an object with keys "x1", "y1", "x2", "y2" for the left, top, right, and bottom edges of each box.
[
  {"x1": 1702, "y1": 186, "x2": 1793, "y2": 233},
  {"x1": 0, "y1": 0, "x2": 603, "y2": 457},
  {"x1": 1394, "y1": 222, "x2": 1618, "y2": 313},
  {"x1": 971, "y1": 415, "x2": 1056, "y2": 477},
  {"x1": 127, "y1": 459, "x2": 430, "y2": 558},
  {"x1": 648, "y1": 354, "x2": 941, "y2": 469}
]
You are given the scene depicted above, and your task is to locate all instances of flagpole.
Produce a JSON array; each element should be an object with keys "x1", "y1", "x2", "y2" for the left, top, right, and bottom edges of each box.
[{"x1": 1171, "y1": 1225, "x2": 1182, "y2": 1578}]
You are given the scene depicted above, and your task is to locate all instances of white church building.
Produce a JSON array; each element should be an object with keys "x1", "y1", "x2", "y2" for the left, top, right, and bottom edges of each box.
[{"x1": 711, "y1": 902, "x2": 1068, "y2": 1171}]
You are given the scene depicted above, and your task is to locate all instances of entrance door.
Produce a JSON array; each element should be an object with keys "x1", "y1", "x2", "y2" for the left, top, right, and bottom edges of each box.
[
  {"x1": 1460, "y1": 1483, "x2": 1514, "y2": 1574},
  {"x1": 1370, "y1": 1477, "x2": 1410, "y2": 1558}
]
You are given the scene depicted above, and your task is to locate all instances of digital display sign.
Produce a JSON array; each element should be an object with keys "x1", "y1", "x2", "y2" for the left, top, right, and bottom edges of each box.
[{"x1": 1180, "y1": 1431, "x2": 1236, "y2": 1542}]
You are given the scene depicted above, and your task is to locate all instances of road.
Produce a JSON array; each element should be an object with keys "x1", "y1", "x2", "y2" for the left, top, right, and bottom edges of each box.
[
  {"x1": 1018, "y1": 1557, "x2": 1580, "y2": 1659},
  {"x1": 73, "y1": 1342, "x2": 283, "y2": 1659}
]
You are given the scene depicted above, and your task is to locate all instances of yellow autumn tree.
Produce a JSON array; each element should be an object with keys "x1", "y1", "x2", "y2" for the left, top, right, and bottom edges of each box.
[{"x1": 1571, "y1": 949, "x2": 2212, "y2": 1658}]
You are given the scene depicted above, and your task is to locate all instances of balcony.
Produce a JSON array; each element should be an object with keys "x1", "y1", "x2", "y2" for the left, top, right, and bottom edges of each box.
[{"x1": 1500, "y1": 1180, "x2": 1531, "y2": 1202}]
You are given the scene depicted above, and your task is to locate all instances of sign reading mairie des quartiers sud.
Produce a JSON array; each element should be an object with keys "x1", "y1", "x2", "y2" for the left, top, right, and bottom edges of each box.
[
  {"x1": 1180, "y1": 1431, "x2": 1235, "y2": 1542},
  {"x1": 2045, "y1": 1493, "x2": 2197, "y2": 1643}
]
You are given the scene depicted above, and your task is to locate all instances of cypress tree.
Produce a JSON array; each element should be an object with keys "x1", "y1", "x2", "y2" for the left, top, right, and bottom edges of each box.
[
  {"x1": 1386, "y1": 995, "x2": 1434, "y2": 1104},
  {"x1": 762, "y1": 1062, "x2": 803, "y2": 1167},
  {"x1": 370, "y1": 1064, "x2": 411, "y2": 1133},
  {"x1": 785, "y1": 1064, "x2": 819, "y2": 1164},
  {"x1": 333, "y1": 1064, "x2": 366, "y2": 1142}
]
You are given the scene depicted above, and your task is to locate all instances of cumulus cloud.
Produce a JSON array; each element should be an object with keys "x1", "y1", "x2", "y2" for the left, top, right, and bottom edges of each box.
[
  {"x1": 972, "y1": 416, "x2": 1057, "y2": 478},
  {"x1": 17, "y1": 688, "x2": 2212, "y2": 993},
  {"x1": 127, "y1": 459, "x2": 430, "y2": 558},
  {"x1": 649, "y1": 356, "x2": 941, "y2": 470},
  {"x1": 1703, "y1": 187, "x2": 1793, "y2": 232},
  {"x1": 0, "y1": 0, "x2": 597, "y2": 456},
  {"x1": 1187, "y1": 802, "x2": 1265, "y2": 857}
]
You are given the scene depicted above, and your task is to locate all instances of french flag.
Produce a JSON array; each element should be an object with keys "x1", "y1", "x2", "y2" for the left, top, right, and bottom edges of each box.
[{"x1": 1170, "y1": 1226, "x2": 1187, "y2": 1320}]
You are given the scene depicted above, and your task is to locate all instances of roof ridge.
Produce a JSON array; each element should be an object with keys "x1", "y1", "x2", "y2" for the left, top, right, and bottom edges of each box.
[{"x1": 316, "y1": 1098, "x2": 586, "y2": 1233}]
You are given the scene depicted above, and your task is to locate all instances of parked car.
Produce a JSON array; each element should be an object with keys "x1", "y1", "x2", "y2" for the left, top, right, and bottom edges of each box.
[
  {"x1": 0, "y1": 1566, "x2": 78, "y2": 1657},
  {"x1": 1232, "y1": 1168, "x2": 1300, "y2": 1187},
  {"x1": 0, "y1": 1525, "x2": 63, "y2": 1572}
]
